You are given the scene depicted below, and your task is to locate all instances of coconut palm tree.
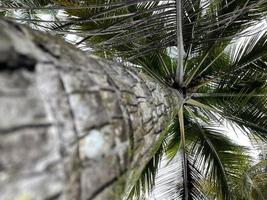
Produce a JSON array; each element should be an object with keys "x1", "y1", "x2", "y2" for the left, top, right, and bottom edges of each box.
[{"x1": 1, "y1": 0, "x2": 267, "y2": 199}]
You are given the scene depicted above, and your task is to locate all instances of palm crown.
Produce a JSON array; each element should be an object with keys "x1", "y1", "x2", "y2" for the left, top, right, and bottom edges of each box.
[{"x1": 1, "y1": 0, "x2": 267, "y2": 199}]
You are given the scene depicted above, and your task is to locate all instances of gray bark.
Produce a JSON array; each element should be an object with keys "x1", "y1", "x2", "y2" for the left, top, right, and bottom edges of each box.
[{"x1": 0, "y1": 19, "x2": 182, "y2": 200}]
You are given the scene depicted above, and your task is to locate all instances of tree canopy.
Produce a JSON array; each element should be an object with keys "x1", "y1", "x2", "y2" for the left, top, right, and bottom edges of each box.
[{"x1": 1, "y1": 0, "x2": 267, "y2": 199}]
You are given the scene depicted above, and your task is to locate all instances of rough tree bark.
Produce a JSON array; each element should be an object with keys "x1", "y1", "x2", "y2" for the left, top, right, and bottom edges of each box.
[{"x1": 0, "y1": 19, "x2": 182, "y2": 200}]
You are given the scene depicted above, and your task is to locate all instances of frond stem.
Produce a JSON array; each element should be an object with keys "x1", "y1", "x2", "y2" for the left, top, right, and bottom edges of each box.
[
  {"x1": 178, "y1": 107, "x2": 189, "y2": 200},
  {"x1": 175, "y1": 0, "x2": 185, "y2": 87},
  {"x1": 192, "y1": 93, "x2": 267, "y2": 98}
]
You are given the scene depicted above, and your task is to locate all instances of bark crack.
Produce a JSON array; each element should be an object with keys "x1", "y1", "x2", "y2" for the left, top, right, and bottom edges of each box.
[
  {"x1": 58, "y1": 73, "x2": 82, "y2": 200},
  {"x1": 0, "y1": 123, "x2": 53, "y2": 134},
  {"x1": 101, "y1": 67, "x2": 134, "y2": 165},
  {"x1": 86, "y1": 169, "x2": 127, "y2": 200},
  {"x1": 87, "y1": 177, "x2": 118, "y2": 200}
]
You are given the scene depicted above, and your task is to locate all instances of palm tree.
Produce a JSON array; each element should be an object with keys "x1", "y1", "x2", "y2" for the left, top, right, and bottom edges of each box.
[{"x1": 1, "y1": 0, "x2": 267, "y2": 199}]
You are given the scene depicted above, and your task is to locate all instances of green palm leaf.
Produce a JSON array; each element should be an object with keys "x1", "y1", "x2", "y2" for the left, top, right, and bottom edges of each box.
[
  {"x1": 186, "y1": 106, "x2": 251, "y2": 199},
  {"x1": 3, "y1": 0, "x2": 267, "y2": 57},
  {"x1": 239, "y1": 160, "x2": 267, "y2": 199}
]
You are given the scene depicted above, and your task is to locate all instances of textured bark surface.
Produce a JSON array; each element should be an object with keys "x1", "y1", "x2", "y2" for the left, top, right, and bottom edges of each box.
[{"x1": 0, "y1": 19, "x2": 182, "y2": 200}]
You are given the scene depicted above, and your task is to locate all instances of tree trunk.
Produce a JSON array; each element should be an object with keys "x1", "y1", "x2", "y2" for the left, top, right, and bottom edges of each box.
[{"x1": 0, "y1": 19, "x2": 182, "y2": 200}]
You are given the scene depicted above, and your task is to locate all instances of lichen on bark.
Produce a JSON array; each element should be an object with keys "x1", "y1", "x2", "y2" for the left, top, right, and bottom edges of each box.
[{"x1": 0, "y1": 19, "x2": 182, "y2": 200}]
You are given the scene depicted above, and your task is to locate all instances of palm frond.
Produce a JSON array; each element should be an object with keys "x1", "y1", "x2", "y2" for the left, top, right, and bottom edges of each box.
[
  {"x1": 178, "y1": 155, "x2": 206, "y2": 200},
  {"x1": 187, "y1": 31, "x2": 267, "y2": 140},
  {"x1": 177, "y1": 107, "x2": 190, "y2": 199},
  {"x1": 239, "y1": 160, "x2": 267, "y2": 199},
  {"x1": 190, "y1": 29, "x2": 267, "y2": 91},
  {"x1": 186, "y1": 106, "x2": 251, "y2": 199},
  {"x1": 4, "y1": 0, "x2": 267, "y2": 59},
  {"x1": 194, "y1": 88, "x2": 267, "y2": 140}
]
